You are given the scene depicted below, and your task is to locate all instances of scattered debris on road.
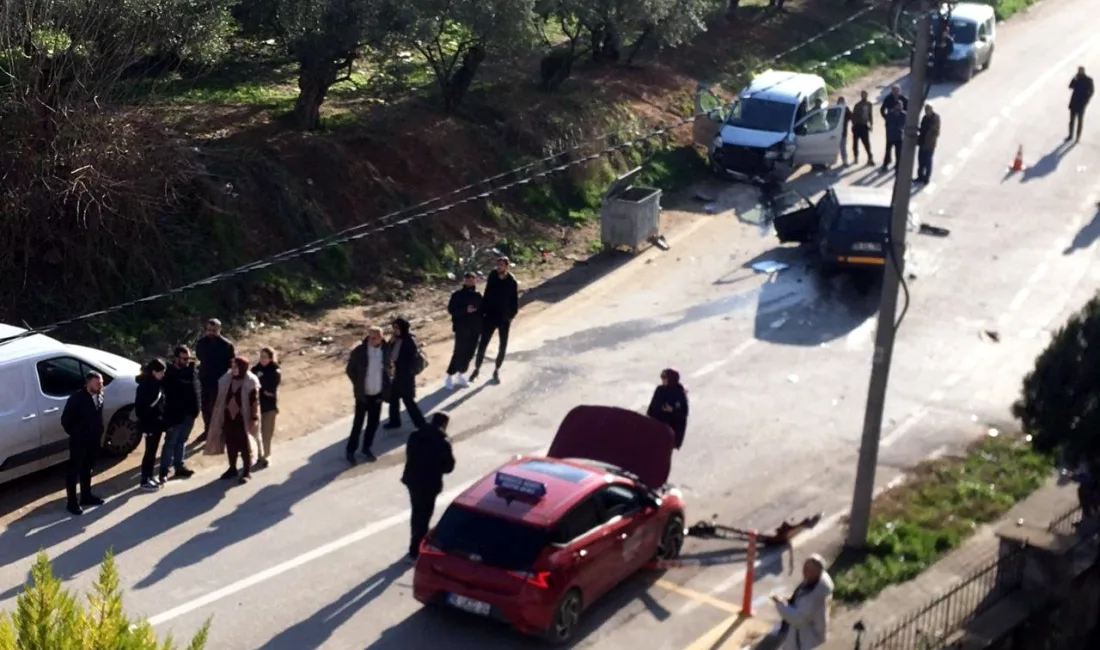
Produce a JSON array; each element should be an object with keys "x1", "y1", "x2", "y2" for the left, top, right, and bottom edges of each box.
[
  {"x1": 752, "y1": 260, "x2": 789, "y2": 274},
  {"x1": 979, "y1": 329, "x2": 1001, "y2": 343},
  {"x1": 919, "y1": 223, "x2": 951, "y2": 237},
  {"x1": 650, "y1": 234, "x2": 671, "y2": 250}
]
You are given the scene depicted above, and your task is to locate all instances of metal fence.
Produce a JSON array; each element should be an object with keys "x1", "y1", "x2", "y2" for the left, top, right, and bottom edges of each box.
[
  {"x1": 1048, "y1": 504, "x2": 1084, "y2": 536},
  {"x1": 863, "y1": 545, "x2": 1028, "y2": 650}
]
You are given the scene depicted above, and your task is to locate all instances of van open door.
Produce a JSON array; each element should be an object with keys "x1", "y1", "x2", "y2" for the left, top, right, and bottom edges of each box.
[
  {"x1": 791, "y1": 106, "x2": 845, "y2": 167},
  {"x1": 692, "y1": 86, "x2": 727, "y2": 149}
]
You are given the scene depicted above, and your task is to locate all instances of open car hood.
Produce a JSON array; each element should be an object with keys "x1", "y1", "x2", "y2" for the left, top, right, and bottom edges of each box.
[{"x1": 548, "y1": 405, "x2": 675, "y2": 488}]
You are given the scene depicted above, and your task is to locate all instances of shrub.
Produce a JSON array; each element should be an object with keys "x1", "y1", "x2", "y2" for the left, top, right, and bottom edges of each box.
[{"x1": 0, "y1": 552, "x2": 209, "y2": 650}]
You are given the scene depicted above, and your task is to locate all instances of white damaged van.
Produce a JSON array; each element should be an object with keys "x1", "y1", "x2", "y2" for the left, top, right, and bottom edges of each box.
[{"x1": 693, "y1": 70, "x2": 846, "y2": 183}]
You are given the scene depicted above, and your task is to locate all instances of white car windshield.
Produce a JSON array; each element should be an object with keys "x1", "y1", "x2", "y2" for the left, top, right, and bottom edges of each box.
[
  {"x1": 931, "y1": 16, "x2": 978, "y2": 45},
  {"x1": 725, "y1": 98, "x2": 797, "y2": 133}
]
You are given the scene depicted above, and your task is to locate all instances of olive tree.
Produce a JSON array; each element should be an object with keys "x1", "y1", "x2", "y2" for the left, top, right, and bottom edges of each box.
[{"x1": 547, "y1": 0, "x2": 712, "y2": 65}]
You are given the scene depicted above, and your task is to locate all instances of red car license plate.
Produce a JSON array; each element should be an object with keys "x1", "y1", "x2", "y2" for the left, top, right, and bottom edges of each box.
[{"x1": 447, "y1": 593, "x2": 491, "y2": 616}]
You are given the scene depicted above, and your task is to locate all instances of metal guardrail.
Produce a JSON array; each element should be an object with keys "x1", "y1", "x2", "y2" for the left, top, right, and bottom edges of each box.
[
  {"x1": 863, "y1": 546, "x2": 1027, "y2": 650},
  {"x1": 1048, "y1": 505, "x2": 1084, "y2": 536}
]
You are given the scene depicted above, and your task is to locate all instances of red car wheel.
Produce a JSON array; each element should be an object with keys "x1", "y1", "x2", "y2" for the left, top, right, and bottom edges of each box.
[
  {"x1": 543, "y1": 588, "x2": 582, "y2": 645},
  {"x1": 657, "y1": 515, "x2": 685, "y2": 560}
]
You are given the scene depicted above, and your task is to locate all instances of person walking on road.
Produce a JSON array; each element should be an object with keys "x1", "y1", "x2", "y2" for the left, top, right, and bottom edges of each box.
[
  {"x1": 882, "y1": 102, "x2": 906, "y2": 173},
  {"x1": 401, "y1": 412, "x2": 456, "y2": 563},
  {"x1": 851, "y1": 90, "x2": 874, "y2": 166},
  {"x1": 879, "y1": 85, "x2": 909, "y2": 170},
  {"x1": 646, "y1": 368, "x2": 690, "y2": 450},
  {"x1": 60, "y1": 371, "x2": 107, "y2": 516},
  {"x1": 915, "y1": 104, "x2": 941, "y2": 185},
  {"x1": 385, "y1": 318, "x2": 428, "y2": 431},
  {"x1": 345, "y1": 326, "x2": 391, "y2": 464},
  {"x1": 195, "y1": 318, "x2": 236, "y2": 437},
  {"x1": 1068, "y1": 66, "x2": 1094, "y2": 142},
  {"x1": 204, "y1": 356, "x2": 261, "y2": 484},
  {"x1": 471, "y1": 256, "x2": 519, "y2": 383},
  {"x1": 445, "y1": 271, "x2": 482, "y2": 390},
  {"x1": 162, "y1": 346, "x2": 199, "y2": 481},
  {"x1": 772, "y1": 554, "x2": 834, "y2": 650},
  {"x1": 135, "y1": 359, "x2": 169, "y2": 491},
  {"x1": 251, "y1": 347, "x2": 281, "y2": 470}
]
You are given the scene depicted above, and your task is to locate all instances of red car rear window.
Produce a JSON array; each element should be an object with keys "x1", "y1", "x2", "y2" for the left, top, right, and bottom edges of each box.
[{"x1": 432, "y1": 505, "x2": 552, "y2": 571}]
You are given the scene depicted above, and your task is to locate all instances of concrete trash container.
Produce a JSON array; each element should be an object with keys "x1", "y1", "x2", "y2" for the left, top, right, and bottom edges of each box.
[{"x1": 600, "y1": 166, "x2": 662, "y2": 253}]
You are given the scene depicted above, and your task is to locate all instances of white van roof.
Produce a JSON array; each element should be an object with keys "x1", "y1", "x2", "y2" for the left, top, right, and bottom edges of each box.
[
  {"x1": 0, "y1": 324, "x2": 65, "y2": 364},
  {"x1": 740, "y1": 70, "x2": 825, "y2": 105},
  {"x1": 945, "y1": 2, "x2": 995, "y2": 22}
]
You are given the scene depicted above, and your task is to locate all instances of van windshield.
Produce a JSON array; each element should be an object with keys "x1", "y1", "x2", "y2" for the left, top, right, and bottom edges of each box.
[
  {"x1": 931, "y1": 16, "x2": 978, "y2": 45},
  {"x1": 431, "y1": 505, "x2": 552, "y2": 571},
  {"x1": 726, "y1": 98, "x2": 798, "y2": 134}
]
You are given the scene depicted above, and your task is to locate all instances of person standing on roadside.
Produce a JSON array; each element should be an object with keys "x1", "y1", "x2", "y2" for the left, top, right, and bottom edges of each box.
[
  {"x1": 834, "y1": 97, "x2": 851, "y2": 166},
  {"x1": 773, "y1": 554, "x2": 834, "y2": 650},
  {"x1": 646, "y1": 368, "x2": 689, "y2": 450},
  {"x1": 346, "y1": 326, "x2": 391, "y2": 464},
  {"x1": 385, "y1": 318, "x2": 428, "y2": 431},
  {"x1": 883, "y1": 102, "x2": 907, "y2": 173},
  {"x1": 195, "y1": 318, "x2": 235, "y2": 437},
  {"x1": 60, "y1": 371, "x2": 107, "y2": 516},
  {"x1": 136, "y1": 359, "x2": 169, "y2": 491},
  {"x1": 204, "y1": 356, "x2": 260, "y2": 484},
  {"x1": 445, "y1": 271, "x2": 482, "y2": 390},
  {"x1": 915, "y1": 104, "x2": 941, "y2": 185},
  {"x1": 471, "y1": 256, "x2": 519, "y2": 383},
  {"x1": 162, "y1": 346, "x2": 200, "y2": 481},
  {"x1": 879, "y1": 85, "x2": 908, "y2": 170},
  {"x1": 251, "y1": 347, "x2": 281, "y2": 470},
  {"x1": 401, "y1": 412, "x2": 456, "y2": 563},
  {"x1": 851, "y1": 90, "x2": 874, "y2": 166},
  {"x1": 1068, "y1": 66, "x2": 1094, "y2": 142}
]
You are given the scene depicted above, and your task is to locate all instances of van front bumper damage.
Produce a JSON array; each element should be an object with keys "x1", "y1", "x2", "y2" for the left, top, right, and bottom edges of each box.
[{"x1": 709, "y1": 142, "x2": 791, "y2": 187}]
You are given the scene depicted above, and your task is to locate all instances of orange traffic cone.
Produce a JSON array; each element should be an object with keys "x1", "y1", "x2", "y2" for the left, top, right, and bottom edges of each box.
[{"x1": 1011, "y1": 146, "x2": 1025, "y2": 172}]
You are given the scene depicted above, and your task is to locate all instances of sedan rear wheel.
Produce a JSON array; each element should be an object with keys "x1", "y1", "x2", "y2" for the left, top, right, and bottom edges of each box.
[
  {"x1": 657, "y1": 515, "x2": 686, "y2": 560},
  {"x1": 544, "y1": 589, "x2": 582, "y2": 646}
]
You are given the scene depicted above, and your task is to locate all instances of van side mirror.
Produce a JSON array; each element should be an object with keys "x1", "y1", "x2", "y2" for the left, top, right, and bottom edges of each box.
[{"x1": 979, "y1": 34, "x2": 988, "y2": 42}]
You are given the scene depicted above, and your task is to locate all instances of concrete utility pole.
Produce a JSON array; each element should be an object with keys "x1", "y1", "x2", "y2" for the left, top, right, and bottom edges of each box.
[{"x1": 845, "y1": 1, "x2": 934, "y2": 549}]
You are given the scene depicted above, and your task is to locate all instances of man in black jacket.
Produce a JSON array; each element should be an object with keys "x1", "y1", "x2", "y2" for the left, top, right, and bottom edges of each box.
[
  {"x1": 1068, "y1": 66, "x2": 1094, "y2": 143},
  {"x1": 345, "y1": 326, "x2": 391, "y2": 464},
  {"x1": 445, "y1": 272, "x2": 482, "y2": 390},
  {"x1": 60, "y1": 371, "x2": 107, "y2": 515},
  {"x1": 195, "y1": 318, "x2": 235, "y2": 437},
  {"x1": 471, "y1": 256, "x2": 519, "y2": 383},
  {"x1": 401, "y1": 412, "x2": 456, "y2": 562},
  {"x1": 162, "y1": 345, "x2": 200, "y2": 480},
  {"x1": 879, "y1": 85, "x2": 909, "y2": 168},
  {"x1": 385, "y1": 318, "x2": 428, "y2": 431}
]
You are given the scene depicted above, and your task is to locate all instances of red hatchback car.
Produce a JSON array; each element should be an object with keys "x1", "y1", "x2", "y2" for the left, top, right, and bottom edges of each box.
[{"x1": 413, "y1": 405, "x2": 687, "y2": 644}]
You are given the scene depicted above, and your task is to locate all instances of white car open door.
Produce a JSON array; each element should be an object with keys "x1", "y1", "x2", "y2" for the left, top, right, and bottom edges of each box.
[
  {"x1": 692, "y1": 87, "x2": 727, "y2": 149},
  {"x1": 792, "y1": 106, "x2": 846, "y2": 167}
]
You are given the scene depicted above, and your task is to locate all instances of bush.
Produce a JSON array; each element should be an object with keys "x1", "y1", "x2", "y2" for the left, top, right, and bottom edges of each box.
[{"x1": 0, "y1": 552, "x2": 209, "y2": 650}]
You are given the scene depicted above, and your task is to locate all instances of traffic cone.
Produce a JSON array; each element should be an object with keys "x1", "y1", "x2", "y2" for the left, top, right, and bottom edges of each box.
[{"x1": 1011, "y1": 146, "x2": 1025, "y2": 172}]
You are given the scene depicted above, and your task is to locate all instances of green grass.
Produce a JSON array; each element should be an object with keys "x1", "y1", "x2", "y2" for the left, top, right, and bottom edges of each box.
[{"x1": 832, "y1": 433, "x2": 1051, "y2": 604}]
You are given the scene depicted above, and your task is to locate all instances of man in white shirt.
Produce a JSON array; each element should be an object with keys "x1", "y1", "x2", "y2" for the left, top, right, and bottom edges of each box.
[{"x1": 344, "y1": 326, "x2": 390, "y2": 464}]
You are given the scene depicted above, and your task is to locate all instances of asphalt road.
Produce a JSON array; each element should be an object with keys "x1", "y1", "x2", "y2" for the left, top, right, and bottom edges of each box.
[{"x1": 3, "y1": 1, "x2": 1100, "y2": 648}]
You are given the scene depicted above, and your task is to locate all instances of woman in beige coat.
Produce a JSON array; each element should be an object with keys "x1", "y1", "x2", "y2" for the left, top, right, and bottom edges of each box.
[
  {"x1": 203, "y1": 356, "x2": 261, "y2": 484},
  {"x1": 773, "y1": 554, "x2": 834, "y2": 650}
]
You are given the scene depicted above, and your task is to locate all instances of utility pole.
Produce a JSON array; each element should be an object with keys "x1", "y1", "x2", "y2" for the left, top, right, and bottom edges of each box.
[{"x1": 845, "y1": 2, "x2": 934, "y2": 549}]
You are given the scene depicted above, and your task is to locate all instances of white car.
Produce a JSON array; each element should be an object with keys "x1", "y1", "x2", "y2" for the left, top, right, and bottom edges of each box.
[{"x1": 0, "y1": 324, "x2": 142, "y2": 485}]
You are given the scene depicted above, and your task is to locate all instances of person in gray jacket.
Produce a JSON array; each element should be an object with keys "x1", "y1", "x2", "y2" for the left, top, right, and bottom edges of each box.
[{"x1": 773, "y1": 554, "x2": 834, "y2": 650}]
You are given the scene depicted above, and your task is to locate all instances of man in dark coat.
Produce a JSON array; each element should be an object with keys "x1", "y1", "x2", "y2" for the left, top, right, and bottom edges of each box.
[
  {"x1": 60, "y1": 371, "x2": 106, "y2": 515},
  {"x1": 162, "y1": 345, "x2": 200, "y2": 480},
  {"x1": 915, "y1": 104, "x2": 941, "y2": 185},
  {"x1": 195, "y1": 318, "x2": 235, "y2": 436},
  {"x1": 401, "y1": 412, "x2": 456, "y2": 562},
  {"x1": 1068, "y1": 66, "x2": 1094, "y2": 142},
  {"x1": 385, "y1": 318, "x2": 428, "y2": 431},
  {"x1": 471, "y1": 256, "x2": 519, "y2": 383},
  {"x1": 445, "y1": 272, "x2": 482, "y2": 390},
  {"x1": 882, "y1": 102, "x2": 907, "y2": 173},
  {"x1": 646, "y1": 368, "x2": 690, "y2": 450},
  {"x1": 345, "y1": 326, "x2": 391, "y2": 463},
  {"x1": 879, "y1": 85, "x2": 909, "y2": 170}
]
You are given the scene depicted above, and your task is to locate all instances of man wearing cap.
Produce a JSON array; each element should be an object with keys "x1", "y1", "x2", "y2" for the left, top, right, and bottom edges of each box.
[
  {"x1": 772, "y1": 554, "x2": 834, "y2": 650},
  {"x1": 195, "y1": 318, "x2": 236, "y2": 437},
  {"x1": 471, "y1": 256, "x2": 519, "y2": 383},
  {"x1": 445, "y1": 271, "x2": 482, "y2": 390}
]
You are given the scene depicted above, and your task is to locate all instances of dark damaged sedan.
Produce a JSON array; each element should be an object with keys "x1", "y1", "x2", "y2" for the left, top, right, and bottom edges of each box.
[{"x1": 772, "y1": 186, "x2": 915, "y2": 275}]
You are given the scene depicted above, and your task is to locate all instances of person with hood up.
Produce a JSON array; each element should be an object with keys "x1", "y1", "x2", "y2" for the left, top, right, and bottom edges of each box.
[
  {"x1": 135, "y1": 359, "x2": 169, "y2": 491},
  {"x1": 772, "y1": 554, "x2": 834, "y2": 650},
  {"x1": 471, "y1": 256, "x2": 519, "y2": 383},
  {"x1": 385, "y1": 318, "x2": 428, "y2": 431},
  {"x1": 251, "y1": 347, "x2": 281, "y2": 470},
  {"x1": 345, "y1": 326, "x2": 391, "y2": 464},
  {"x1": 203, "y1": 356, "x2": 261, "y2": 484},
  {"x1": 60, "y1": 371, "x2": 107, "y2": 516},
  {"x1": 195, "y1": 318, "x2": 236, "y2": 437},
  {"x1": 445, "y1": 271, "x2": 482, "y2": 390},
  {"x1": 401, "y1": 412, "x2": 456, "y2": 562},
  {"x1": 646, "y1": 368, "x2": 689, "y2": 450},
  {"x1": 162, "y1": 345, "x2": 200, "y2": 481}
]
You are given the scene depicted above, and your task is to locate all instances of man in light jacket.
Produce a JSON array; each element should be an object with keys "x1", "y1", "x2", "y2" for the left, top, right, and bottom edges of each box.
[
  {"x1": 773, "y1": 554, "x2": 834, "y2": 650},
  {"x1": 345, "y1": 326, "x2": 391, "y2": 464}
]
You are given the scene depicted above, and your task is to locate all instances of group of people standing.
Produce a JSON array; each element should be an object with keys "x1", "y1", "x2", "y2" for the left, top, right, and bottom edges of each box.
[{"x1": 834, "y1": 85, "x2": 941, "y2": 185}]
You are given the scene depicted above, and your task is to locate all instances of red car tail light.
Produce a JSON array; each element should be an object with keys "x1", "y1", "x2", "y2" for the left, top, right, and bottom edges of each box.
[
  {"x1": 420, "y1": 540, "x2": 445, "y2": 556},
  {"x1": 508, "y1": 570, "x2": 552, "y2": 589}
]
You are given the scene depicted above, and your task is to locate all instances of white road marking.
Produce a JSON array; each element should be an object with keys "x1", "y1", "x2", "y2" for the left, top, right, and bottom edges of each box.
[
  {"x1": 881, "y1": 407, "x2": 929, "y2": 448},
  {"x1": 943, "y1": 372, "x2": 963, "y2": 388},
  {"x1": 691, "y1": 340, "x2": 756, "y2": 379},
  {"x1": 956, "y1": 147, "x2": 972, "y2": 161},
  {"x1": 1026, "y1": 263, "x2": 1049, "y2": 286},
  {"x1": 941, "y1": 163, "x2": 956, "y2": 177},
  {"x1": 929, "y1": 390, "x2": 945, "y2": 402},
  {"x1": 732, "y1": 340, "x2": 757, "y2": 356},
  {"x1": 1008, "y1": 287, "x2": 1031, "y2": 312}
]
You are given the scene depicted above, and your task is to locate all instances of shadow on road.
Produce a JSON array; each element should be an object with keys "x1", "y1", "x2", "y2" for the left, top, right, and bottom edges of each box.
[
  {"x1": 519, "y1": 252, "x2": 634, "y2": 310},
  {"x1": 1020, "y1": 140, "x2": 1075, "y2": 183},
  {"x1": 1064, "y1": 207, "x2": 1100, "y2": 255},
  {"x1": 0, "y1": 453, "x2": 135, "y2": 527}
]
